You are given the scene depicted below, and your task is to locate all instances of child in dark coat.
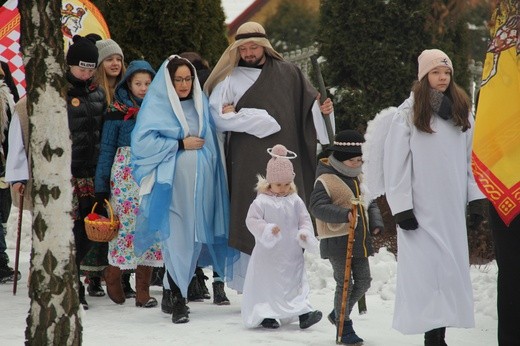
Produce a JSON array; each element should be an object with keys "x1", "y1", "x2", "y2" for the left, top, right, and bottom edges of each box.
[
  {"x1": 66, "y1": 34, "x2": 107, "y2": 309},
  {"x1": 309, "y1": 130, "x2": 383, "y2": 345}
]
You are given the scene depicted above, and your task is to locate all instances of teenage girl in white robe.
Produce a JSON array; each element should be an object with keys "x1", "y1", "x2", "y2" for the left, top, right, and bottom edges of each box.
[{"x1": 383, "y1": 49, "x2": 485, "y2": 345}]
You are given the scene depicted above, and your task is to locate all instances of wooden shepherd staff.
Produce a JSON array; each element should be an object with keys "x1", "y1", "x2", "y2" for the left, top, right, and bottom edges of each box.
[
  {"x1": 337, "y1": 198, "x2": 360, "y2": 343},
  {"x1": 310, "y1": 54, "x2": 335, "y2": 146},
  {"x1": 13, "y1": 191, "x2": 23, "y2": 295}
]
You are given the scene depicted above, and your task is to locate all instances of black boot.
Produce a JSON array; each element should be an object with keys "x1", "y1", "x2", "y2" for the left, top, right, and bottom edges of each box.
[
  {"x1": 195, "y1": 267, "x2": 210, "y2": 299},
  {"x1": 212, "y1": 281, "x2": 230, "y2": 305},
  {"x1": 339, "y1": 320, "x2": 363, "y2": 345},
  {"x1": 424, "y1": 328, "x2": 441, "y2": 346},
  {"x1": 122, "y1": 272, "x2": 136, "y2": 298},
  {"x1": 187, "y1": 276, "x2": 204, "y2": 302},
  {"x1": 0, "y1": 262, "x2": 18, "y2": 283},
  {"x1": 79, "y1": 283, "x2": 89, "y2": 310},
  {"x1": 425, "y1": 327, "x2": 447, "y2": 346},
  {"x1": 166, "y1": 271, "x2": 189, "y2": 323},
  {"x1": 161, "y1": 288, "x2": 173, "y2": 314},
  {"x1": 150, "y1": 266, "x2": 165, "y2": 286},
  {"x1": 87, "y1": 276, "x2": 105, "y2": 297},
  {"x1": 171, "y1": 292, "x2": 189, "y2": 324},
  {"x1": 260, "y1": 318, "x2": 280, "y2": 329},
  {"x1": 299, "y1": 310, "x2": 322, "y2": 329},
  {"x1": 327, "y1": 309, "x2": 336, "y2": 325},
  {"x1": 439, "y1": 327, "x2": 447, "y2": 346}
]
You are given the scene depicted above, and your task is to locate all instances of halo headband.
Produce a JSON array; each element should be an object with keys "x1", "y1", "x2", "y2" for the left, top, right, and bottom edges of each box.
[
  {"x1": 333, "y1": 141, "x2": 363, "y2": 147},
  {"x1": 267, "y1": 148, "x2": 298, "y2": 160}
]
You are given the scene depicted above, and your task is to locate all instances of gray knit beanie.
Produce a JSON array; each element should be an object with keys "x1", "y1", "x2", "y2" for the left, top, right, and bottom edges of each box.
[{"x1": 96, "y1": 39, "x2": 124, "y2": 64}]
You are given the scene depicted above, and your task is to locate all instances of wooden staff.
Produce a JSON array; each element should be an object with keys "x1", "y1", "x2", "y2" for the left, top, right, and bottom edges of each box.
[
  {"x1": 337, "y1": 198, "x2": 359, "y2": 343},
  {"x1": 13, "y1": 192, "x2": 23, "y2": 295},
  {"x1": 310, "y1": 54, "x2": 335, "y2": 146}
]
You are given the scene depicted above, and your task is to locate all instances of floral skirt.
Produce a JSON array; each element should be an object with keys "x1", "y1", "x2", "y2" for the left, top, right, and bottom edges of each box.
[{"x1": 108, "y1": 146, "x2": 162, "y2": 269}]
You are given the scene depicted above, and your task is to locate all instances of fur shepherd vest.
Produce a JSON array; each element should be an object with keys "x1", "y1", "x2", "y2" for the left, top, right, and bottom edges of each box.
[{"x1": 314, "y1": 173, "x2": 354, "y2": 238}]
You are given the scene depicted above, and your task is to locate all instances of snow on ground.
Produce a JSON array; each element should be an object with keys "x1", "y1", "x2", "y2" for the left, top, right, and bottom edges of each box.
[{"x1": 1, "y1": 222, "x2": 499, "y2": 346}]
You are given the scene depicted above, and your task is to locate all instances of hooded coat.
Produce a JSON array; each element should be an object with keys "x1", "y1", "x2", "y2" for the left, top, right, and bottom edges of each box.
[{"x1": 94, "y1": 60, "x2": 162, "y2": 270}]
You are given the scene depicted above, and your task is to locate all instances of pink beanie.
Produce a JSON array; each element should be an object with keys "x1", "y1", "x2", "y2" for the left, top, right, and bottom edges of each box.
[
  {"x1": 417, "y1": 49, "x2": 453, "y2": 81},
  {"x1": 265, "y1": 144, "x2": 297, "y2": 184}
]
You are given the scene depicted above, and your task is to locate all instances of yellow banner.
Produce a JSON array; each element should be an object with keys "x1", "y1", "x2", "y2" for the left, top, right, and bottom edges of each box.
[
  {"x1": 61, "y1": 0, "x2": 110, "y2": 52},
  {"x1": 472, "y1": 0, "x2": 520, "y2": 226}
]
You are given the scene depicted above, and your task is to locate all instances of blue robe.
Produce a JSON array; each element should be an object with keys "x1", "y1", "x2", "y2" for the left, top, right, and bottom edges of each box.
[{"x1": 131, "y1": 57, "x2": 237, "y2": 296}]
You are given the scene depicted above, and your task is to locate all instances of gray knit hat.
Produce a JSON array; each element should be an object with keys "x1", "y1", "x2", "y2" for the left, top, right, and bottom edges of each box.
[{"x1": 96, "y1": 39, "x2": 124, "y2": 64}]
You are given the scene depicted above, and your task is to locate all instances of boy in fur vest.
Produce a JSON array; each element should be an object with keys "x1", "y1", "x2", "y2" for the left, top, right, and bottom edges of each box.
[{"x1": 309, "y1": 130, "x2": 384, "y2": 346}]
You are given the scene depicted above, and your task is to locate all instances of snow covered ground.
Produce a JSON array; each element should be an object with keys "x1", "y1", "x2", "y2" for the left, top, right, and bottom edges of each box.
[{"x1": 1, "y1": 210, "x2": 499, "y2": 345}]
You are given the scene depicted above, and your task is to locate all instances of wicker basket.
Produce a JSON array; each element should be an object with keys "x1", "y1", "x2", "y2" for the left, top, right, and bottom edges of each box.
[{"x1": 84, "y1": 199, "x2": 119, "y2": 242}]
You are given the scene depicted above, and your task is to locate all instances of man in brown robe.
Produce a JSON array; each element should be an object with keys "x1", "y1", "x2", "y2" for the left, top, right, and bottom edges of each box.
[{"x1": 205, "y1": 22, "x2": 334, "y2": 286}]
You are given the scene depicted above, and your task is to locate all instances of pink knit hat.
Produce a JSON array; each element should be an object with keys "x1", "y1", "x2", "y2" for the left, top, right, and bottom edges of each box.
[
  {"x1": 265, "y1": 144, "x2": 297, "y2": 184},
  {"x1": 417, "y1": 49, "x2": 453, "y2": 81}
]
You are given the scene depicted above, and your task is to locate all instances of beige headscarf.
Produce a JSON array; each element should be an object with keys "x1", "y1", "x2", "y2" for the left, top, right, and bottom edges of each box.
[{"x1": 203, "y1": 22, "x2": 284, "y2": 94}]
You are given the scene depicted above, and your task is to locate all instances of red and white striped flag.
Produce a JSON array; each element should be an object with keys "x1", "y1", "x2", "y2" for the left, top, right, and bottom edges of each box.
[
  {"x1": 1, "y1": 0, "x2": 110, "y2": 98},
  {"x1": 0, "y1": 0, "x2": 25, "y2": 97}
]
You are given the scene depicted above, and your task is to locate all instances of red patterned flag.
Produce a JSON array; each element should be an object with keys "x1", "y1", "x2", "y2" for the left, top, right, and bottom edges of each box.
[
  {"x1": 0, "y1": 0, "x2": 25, "y2": 97},
  {"x1": 0, "y1": 0, "x2": 110, "y2": 97},
  {"x1": 472, "y1": 0, "x2": 520, "y2": 226}
]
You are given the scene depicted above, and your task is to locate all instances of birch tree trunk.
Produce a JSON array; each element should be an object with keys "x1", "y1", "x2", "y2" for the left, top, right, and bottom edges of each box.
[{"x1": 19, "y1": 1, "x2": 81, "y2": 344}]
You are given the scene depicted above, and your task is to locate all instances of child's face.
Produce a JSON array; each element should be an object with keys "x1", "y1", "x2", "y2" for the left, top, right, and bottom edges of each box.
[
  {"x1": 102, "y1": 54, "x2": 123, "y2": 78},
  {"x1": 70, "y1": 66, "x2": 96, "y2": 81},
  {"x1": 342, "y1": 156, "x2": 363, "y2": 168},
  {"x1": 172, "y1": 65, "x2": 193, "y2": 99},
  {"x1": 128, "y1": 72, "x2": 152, "y2": 100},
  {"x1": 270, "y1": 182, "x2": 291, "y2": 196},
  {"x1": 427, "y1": 66, "x2": 451, "y2": 92}
]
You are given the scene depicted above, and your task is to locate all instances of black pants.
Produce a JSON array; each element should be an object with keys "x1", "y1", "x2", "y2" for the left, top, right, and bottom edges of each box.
[
  {"x1": 72, "y1": 219, "x2": 93, "y2": 284},
  {"x1": 489, "y1": 205, "x2": 520, "y2": 346}
]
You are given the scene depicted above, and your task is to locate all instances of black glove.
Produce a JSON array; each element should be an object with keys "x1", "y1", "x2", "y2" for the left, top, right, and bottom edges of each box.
[
  {"x1": 467, "y1": 199, "x2": 487, "y2": 229},
  {"x1": 394, "y1": 209, "x2": 419, "y2": 231},
  {"x1": 94, "y1": 192, "x2": 109, "y2": 217}
]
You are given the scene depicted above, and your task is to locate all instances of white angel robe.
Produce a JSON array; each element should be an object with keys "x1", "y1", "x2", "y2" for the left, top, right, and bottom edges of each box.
[
  {"x1": 383, "y1": 94, "x2": 484, "y2": 334},
  {"x1": 242, "y1": 192, "x2": 318, "y2": 328}
]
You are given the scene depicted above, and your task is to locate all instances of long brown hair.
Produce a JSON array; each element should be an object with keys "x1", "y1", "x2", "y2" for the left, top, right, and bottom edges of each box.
[
  {"x1": 412, "y1": 77, "x2": 471, "y2": 133},
  {"x1": 95, "y1": 61, "x2": 127, "y2": 106}
]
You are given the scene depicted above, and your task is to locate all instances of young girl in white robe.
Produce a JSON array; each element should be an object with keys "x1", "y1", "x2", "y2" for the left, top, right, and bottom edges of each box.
[{"x1": 242, "y1": 144, "x2": 322, "y2": 330}]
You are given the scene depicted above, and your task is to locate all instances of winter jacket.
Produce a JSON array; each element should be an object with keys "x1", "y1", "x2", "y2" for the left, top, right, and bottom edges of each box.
[
  {"x1": 309, "y1": 158, "x2": 384, "y2": 259},
  {"x1": 95, "y1": 60, "x2": 156, "y2": 194},
  {"x1": 67, "y1": 71, "x2": 106, "y2": 178}
]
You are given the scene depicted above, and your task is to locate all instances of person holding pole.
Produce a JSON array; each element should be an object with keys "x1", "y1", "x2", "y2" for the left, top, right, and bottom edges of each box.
[
  {"x1": 242, "y1": 144, "x2": 322, "y2": 330},
  {"x1": 4, "y1": 97, "x2": 31, "y2": 292},
  {"x1": 309, "y1": 130, "x2": 383, "y2": 345},
  {"x1": 204, "y1": 21, "x2": 334, "y2": 292}
]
